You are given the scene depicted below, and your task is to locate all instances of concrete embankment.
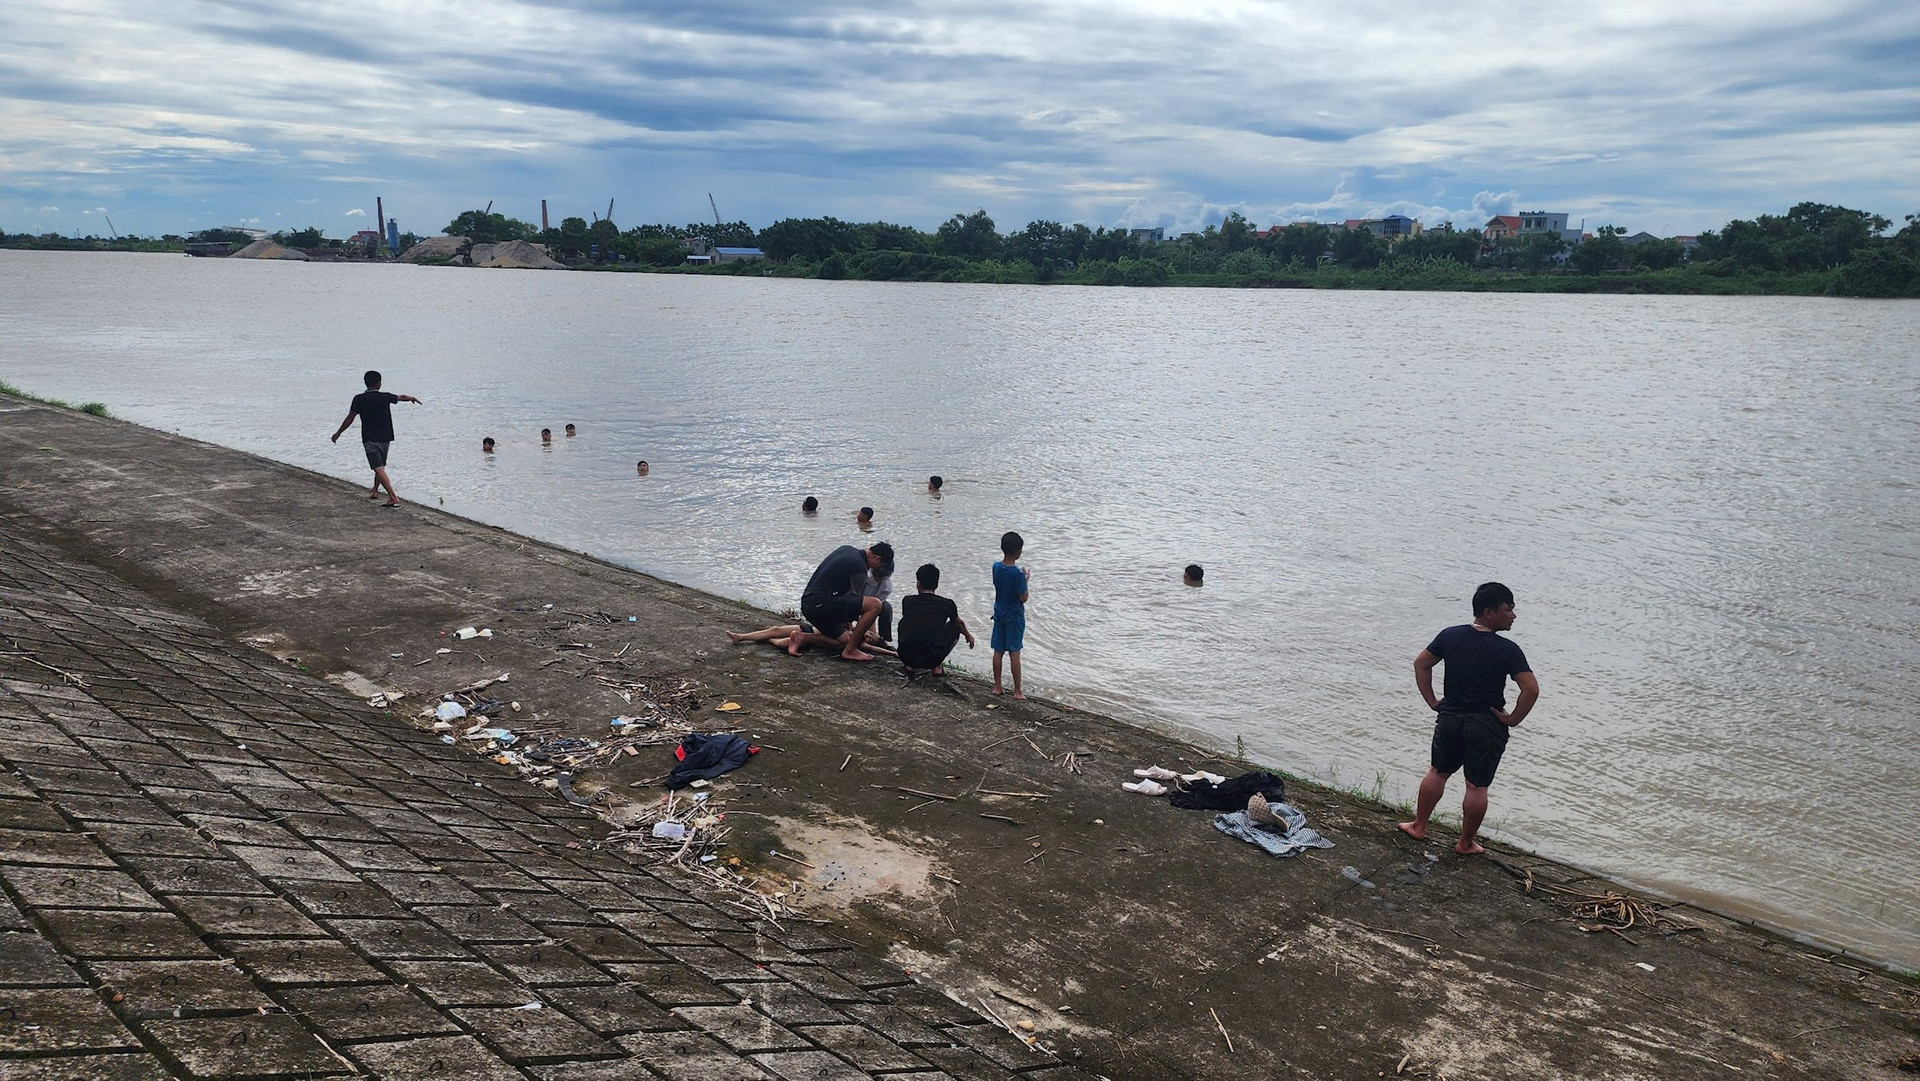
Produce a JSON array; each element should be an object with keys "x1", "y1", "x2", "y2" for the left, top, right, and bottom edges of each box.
[{"x1": 2, "y1": 398, "x2": 1915, "y2": 1080}]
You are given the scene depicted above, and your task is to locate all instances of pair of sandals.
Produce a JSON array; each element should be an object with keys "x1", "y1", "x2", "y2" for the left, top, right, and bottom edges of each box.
[{"x1": 1120, "y1": 765, "x2": 1227, "y2": 796}]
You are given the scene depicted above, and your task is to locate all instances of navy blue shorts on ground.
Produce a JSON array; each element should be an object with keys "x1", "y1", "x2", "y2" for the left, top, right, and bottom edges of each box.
[
  {"x1": 801, "y1": 594, "x2": 863, "y2": 638},
  {"x1": 363, "y1": 441, "x2": 390, "y2": 469},
  {"x1": 990, "y1": 613, "x2": 1025, "y2": 652},
  {"x1": 1430, "y1": 710, "x2": 1510, "y2": 787}
]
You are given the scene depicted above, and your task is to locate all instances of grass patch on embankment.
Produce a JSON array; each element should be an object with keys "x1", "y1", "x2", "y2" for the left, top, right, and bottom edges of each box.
[{"x1": 0, "y1": 380, "x2": 110, "y2": 418}]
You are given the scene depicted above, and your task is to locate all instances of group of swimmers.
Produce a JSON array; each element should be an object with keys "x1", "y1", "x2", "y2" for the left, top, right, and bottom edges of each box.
[{"x1": 478, "y1": 425, "x2": 651, "y2": 474}]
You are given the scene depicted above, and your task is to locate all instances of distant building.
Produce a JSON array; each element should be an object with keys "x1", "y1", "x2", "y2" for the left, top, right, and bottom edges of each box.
[
  {"x1": 713, "y1": 247, "x2": 765, "y2": 264},
  {"x1": 1673, "y1": 235, "x2": 1699, "y2": 253},
  {"x1": 1379, "y1": 214, "x2": 1420, "y2": 237},
  {"x1": 1484, "y1": 215, "x2": 1522, "y2": 240},
  {"x1": 1518, "y1": 211, "x2": 1583, "y2": 243},
  {"x1": 1128, "y1": 227, "x2": 1165, "y2": 244}
]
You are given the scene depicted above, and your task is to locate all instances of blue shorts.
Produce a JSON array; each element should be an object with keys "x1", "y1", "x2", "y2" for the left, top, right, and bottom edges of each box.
[{"x1": 991, "y1": 613, "x2": 1025, "y2": 652}]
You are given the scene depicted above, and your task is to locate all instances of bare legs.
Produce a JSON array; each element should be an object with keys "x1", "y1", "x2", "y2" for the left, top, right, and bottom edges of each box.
[
  {"x1": 727, "y1": 625, "x2": 799, "y2": 644},
  {"x1": 1397, "y1": 768, "x2": 1487, "y2": 854},
  {"x1": 371, "y1": 466, "x2": 398, "y2": 507},
  {"x1": 838, "y1": 597, "x2": 882, "y2": 661},
  {"x1": 991, "y1": 650, "x2": 1023, "y2": 699}
]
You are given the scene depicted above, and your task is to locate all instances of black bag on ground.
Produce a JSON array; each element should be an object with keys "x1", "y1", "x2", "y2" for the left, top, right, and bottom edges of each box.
[
  {"x1": 1168, "y1": 770, "x2": 1285, "y2": 812},
  {"x1": 666, "y1": 733, "x2": 756, "y2": 789}
]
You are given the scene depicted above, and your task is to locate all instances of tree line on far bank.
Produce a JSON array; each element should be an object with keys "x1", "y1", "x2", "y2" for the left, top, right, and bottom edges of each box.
[
  {"x1": 5, "y1": 201, "x2": 1915, "y2": 297},
  {"x1": 435, "y1": 201, "x2": 1920, "y2": 298}
]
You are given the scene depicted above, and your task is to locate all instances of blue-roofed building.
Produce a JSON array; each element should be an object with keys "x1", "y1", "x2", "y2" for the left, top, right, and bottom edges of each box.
[{"x1": 714, "y1": 246, "x2": 766, "y2": 264}]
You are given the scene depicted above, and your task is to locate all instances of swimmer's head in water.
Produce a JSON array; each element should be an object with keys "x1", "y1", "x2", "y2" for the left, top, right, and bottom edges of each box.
[
  {"x1": 565, "y1": 424, "x2": 576, "y2": 435},
  {"x1": 916, "y1": 563, "x2": 940, "y2": 590},
  {"x1": 1000, "y1": 531, "x2": 1023, "y2": 559},
  {"x1": 482, "y1": 437, "x2": 495, "y2": 452},
  {"x1": 928, "y1": 475, "x2": 943, "y2": 490},
  {"x1": 1184, "y1": 564, "x2": 1204, "y2": 585},
  {"x1": 363, "y1": 370, "x2": 382, "y2": 389},
  {"x1": 857, "y1": 506, "x2": 873, "y2": 522},
  {"x1": 636, "y1": 460, "x2": 650, "y2": 474},
  {"x1": 802, "y1": 496, "x2": 818, "y2": 513},
  {"x1": 541, "y1": 428, "x2": 552, "y2": 440}
]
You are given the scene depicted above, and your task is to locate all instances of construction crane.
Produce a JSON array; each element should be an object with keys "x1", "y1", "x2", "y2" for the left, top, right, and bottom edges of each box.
[
  {"x1": 709, "y1": 193, "x2": 722, "y2": 231},
  {"x1": 102, "y1": 213, "x2": 119, "y2": 239}
]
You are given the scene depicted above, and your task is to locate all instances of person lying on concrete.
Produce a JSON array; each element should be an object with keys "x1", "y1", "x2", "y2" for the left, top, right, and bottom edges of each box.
[
  {"x1": 897, "y1": 563, "x2": 975, "y2": 676},
  {"x1": 1398, "y1": 581, "x2": 1540, "y2": 855},
  {"x1": 793, "y1": 542, "x2": 893, "y2": 662},
  {"x1": 725, "y1": 623, "x2": 895, "y2": 656},
  {"x1": 329, "y1": 369, "x2": 421, "y2": 509}
]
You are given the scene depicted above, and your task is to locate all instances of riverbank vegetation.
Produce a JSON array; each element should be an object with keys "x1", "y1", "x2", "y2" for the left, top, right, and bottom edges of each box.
[
  {"x1": 8, "y1": 202, "x2": 1915, "y2": 297},
  {"x1": 0, "y1": 379, "x2": 109, "y2": 417}
]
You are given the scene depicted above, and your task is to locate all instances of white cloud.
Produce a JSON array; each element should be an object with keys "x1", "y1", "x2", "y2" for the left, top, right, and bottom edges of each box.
[
  {"x1": 344, "y1": 207, "x2": 365, "y2": 216},
  {"x1": 0, "y1": 0, "x2": 1913, "y2": 236},
  {"x1": 37, "y1": 204, "x2": 59, "y2": 212}
]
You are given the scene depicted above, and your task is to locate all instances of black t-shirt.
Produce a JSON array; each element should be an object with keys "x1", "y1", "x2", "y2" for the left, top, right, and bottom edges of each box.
[
  {"x1": 898, "y1": 593, "x2": 960, "y2": 649},
  {"x1": 350, "y1": 390, "x2": 401, "y2": 442},
  {"x1": 1427, "y1": 624, "x2": 1531, "y2": 713},
  {"x1": 802, "y1": 546, "x2": 867, "y2": 605}
]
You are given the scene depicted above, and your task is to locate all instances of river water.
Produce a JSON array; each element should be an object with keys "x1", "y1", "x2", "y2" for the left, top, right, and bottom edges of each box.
[{"x1": 3, "y1": 251, "x2": 1916, "y2": 967}]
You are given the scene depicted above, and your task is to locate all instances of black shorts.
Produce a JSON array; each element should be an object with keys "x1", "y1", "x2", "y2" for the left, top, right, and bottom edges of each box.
[
  {"x1": 898, "y1": 626, "x2": 961, "y2": 671},
  {"x1": 363, "y1": 441, "x2": 390, "y2": 469},
  {"x1": 1430, "y1": 710, "x2": 1510, "y2": 787},
  {"x1": 800, "y1": 594, "x2": 863, "y2": 638}
]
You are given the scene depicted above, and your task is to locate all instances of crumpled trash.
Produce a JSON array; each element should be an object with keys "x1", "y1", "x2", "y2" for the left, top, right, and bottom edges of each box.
[
  {"x1": 652, "y1": 821, "x2": 687, "y2": 839},
  {"x1": 455, "y1": 627, "x2": 494, "y2": 640},
  {"x1": 435, "y1": 700, "x2": 468, "y2": 722},
  {"x1": 469, "y1": 698, "x2": 506, "y2": 716},
  {"x1": 463, "y1": 727, "x2": 517, "y2": 747}
]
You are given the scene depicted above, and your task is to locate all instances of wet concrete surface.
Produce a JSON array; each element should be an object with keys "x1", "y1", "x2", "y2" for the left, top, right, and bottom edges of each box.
[{"x1": 2, "y1": 398, "x2": 1917, "y2": 1080}]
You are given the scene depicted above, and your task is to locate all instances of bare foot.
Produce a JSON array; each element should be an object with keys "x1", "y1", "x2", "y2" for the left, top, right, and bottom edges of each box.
[
  {"x1": 785, "y1": 634, "x2": 804, "y2": 657},
  {"x1": 839, "y1": 648, "x2": 875, "y2": 662},
  {"x1": 1454, "y1": 838, "x2": 1485, "y2": 855},
  {"x1": 930, "y1": 666, "x2": 944, "y2": 676},
  {"x1": 1397, "y1": 821, "x2": 1427, "y2": 840},
  {"x1": 382, "y1": 500, "x2": 400, "y2": 508},
  {"x1": 990, "y1": 686, "x2": 1004, "y2": 696},
  {"x1": 1011, "y1": 691, "x2": 1027, "y2": 701},
  {"x1": 725, "y1": 631, "x2": 747, "y2": 643}
]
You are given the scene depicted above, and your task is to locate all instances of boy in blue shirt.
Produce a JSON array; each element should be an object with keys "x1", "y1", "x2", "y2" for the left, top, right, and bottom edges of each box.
[{"x1": 991, "y1": 531, "x2": 1030, "y2": 699}]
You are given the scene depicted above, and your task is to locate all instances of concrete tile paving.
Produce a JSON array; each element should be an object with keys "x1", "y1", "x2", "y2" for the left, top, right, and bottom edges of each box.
[{"x1": 0, "y1": 522, "x2": 1083, "y2": 1080}]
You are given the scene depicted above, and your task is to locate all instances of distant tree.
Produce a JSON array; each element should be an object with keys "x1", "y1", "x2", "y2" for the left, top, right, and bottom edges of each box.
[
  {"x1": 1330, "y1": 226, "x2": 1387, "y2": 269},
  {"x1": 1007, "y1": 220, "x2": 1064, "y2": 266},
  {"x1": 551, "y1": 217, "x2": 590, "y2": 259},
  {"x1": 1508, "y1": 231, "x2": 1567, "y2": 272},
  {"x1": 758, "y1": 217, "x2": 857, "y2": 262},
  {"x1": 278, "y1": 226, "x2": 324, "y2": 248},
  {"x1": 1218, "y1": 212, "x2": 1254, "y2": 253},
  {"x1": 935, "y1": 210, "x2": 1001, "y2": 259},
  {"x1": 445, "y1": 210, "x2": 536, "y2": 244},
  {"x1": 1633, "y1": 237, "x2": 1684, "y2": 271},
  {"x1": 1272, "y1": 223, "x2": 1332, "y2": 267},
  {"x1": 1835, "y1": 245, "x2": 1920, "y2": 297},
  {"x1": 1571, "y1": 225, "x2": 1628, "y2": 274},
  {"x1": 857, "y1": 221, "x2": 929, "y2": 252}
]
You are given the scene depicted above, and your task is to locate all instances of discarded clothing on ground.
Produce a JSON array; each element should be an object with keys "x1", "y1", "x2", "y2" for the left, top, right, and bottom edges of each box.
[
  {"x1": 1214, "y1": 803, "x2": 1333, "y2": 857},
  {"x1": 1168, "y1": 770, "x2": 1285, "y2": 812},
  {"x1": 666, "y1": 733, "x2": 758, "y2": 789}
]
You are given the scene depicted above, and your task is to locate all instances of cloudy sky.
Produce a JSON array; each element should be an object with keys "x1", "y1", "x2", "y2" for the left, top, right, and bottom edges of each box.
[{"x1": 2, "y1": 0, "x2": 1915, "y2": 239}]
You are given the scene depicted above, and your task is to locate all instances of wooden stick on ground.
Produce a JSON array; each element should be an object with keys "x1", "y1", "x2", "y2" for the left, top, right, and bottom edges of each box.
[
  {"x1": 838, "y1": 755, "x2": 852, "y2": 771},
  {"x1": 1210, "y1": 1007, "x2": 1234, "y2": 1053}
]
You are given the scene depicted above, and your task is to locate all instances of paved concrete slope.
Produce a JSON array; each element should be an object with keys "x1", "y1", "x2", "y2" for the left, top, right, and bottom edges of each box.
[
  {"x1": 2, "y1": 399, "x2": 1915, "y2": 1080},
  {"x1": 0, "y1": 518, "x2": 1086, "y2": 1080}
]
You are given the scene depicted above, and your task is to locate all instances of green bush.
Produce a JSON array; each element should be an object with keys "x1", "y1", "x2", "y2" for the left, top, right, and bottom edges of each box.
[{"x1": 79, "y1": 402, "x2": 110, "y2": 417}]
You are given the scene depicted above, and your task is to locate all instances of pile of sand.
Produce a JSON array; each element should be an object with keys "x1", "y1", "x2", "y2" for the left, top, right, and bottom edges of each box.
[
  {"x1": 469, "y1": 240, "x2": 565, "y2": 270},
  {"x1": 396, "y1": 236, "x2": 469, "y2": 263},
  {"x1": 229, "y1": 239, "x2": 309, "y2": 261}
]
